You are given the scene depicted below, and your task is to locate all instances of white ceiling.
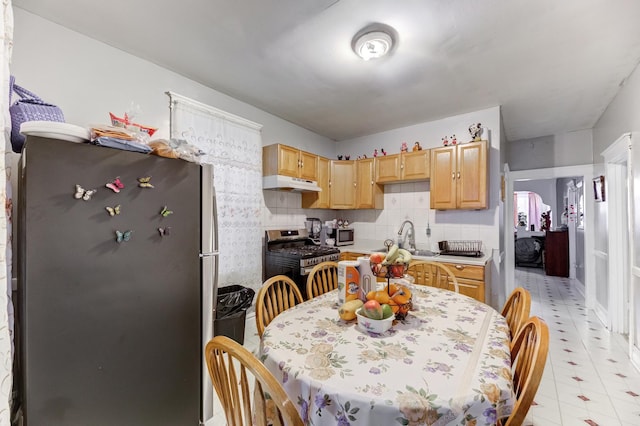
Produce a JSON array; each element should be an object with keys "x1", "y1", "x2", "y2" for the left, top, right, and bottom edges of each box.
[{"x1": 13, "y1": 0, "x2": 640, "y2": 142}]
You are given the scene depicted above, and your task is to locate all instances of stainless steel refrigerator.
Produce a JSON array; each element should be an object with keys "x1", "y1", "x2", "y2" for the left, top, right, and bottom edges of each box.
[{"x1": 15, "y1": 136, "x2": 218, "y2": 425}]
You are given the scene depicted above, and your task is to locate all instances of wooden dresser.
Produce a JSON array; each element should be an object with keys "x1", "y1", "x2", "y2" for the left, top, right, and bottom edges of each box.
[{"x1": 544, "y1": 230, "x2": 569, "y2": 277}]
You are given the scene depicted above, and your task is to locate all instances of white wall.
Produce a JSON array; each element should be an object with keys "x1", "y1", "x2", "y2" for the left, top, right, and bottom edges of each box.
[
  {"x1": 10, "y1": 8, "x2": 337, "y2": 157},
  {"x1": 8, "y1": 8, "x2": 341, "y2": 242},
  {"x1": 592, "y1": 61, "x2": 640, "y2": 324},
  {"x1": 593, "y1": 62, "x2": 640, "y2": 158},
  {"x1": 508, "y1": 129, "x2": 593, "y2": 171}
]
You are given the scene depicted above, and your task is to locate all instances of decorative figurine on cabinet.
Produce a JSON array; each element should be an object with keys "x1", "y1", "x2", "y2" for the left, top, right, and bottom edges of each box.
[
  {"x1": 345, "y1": 155, "x2": 350, "y2": 160},
  {"x1": 381, "y1": 148, "x2": 387, "y2": 156},
  {"x1": 442, "y1": 136, "x2": 449, "y2": 146},
  {"x1": 401, "y1": 142, "x2": 408, "y2": 152},
  {"x1": 451, "y1": 134, "x2": 457, "y2": 145},
  {"x1": 337, "y1": 155, "x2": 343, "y2": 160},
  {"x1": 373, "y1": 149, "x2": 378, "y2": 157},
  {"x1": 468, "y1": 123, "x2": 483, "y2": 141},
  {"x1": 413, "y1": 141, "x2": 422, "y2": 151}
]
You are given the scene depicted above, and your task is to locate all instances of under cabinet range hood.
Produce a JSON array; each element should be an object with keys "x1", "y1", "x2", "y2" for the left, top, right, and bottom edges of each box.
[{"x1": 263, "y1": 175, "x2": 322, "y2": 192}]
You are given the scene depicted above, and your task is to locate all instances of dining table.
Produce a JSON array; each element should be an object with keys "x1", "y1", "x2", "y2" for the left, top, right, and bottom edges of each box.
[{"x1": 259, "y1": 285, "x2": 515, "y2": 426}]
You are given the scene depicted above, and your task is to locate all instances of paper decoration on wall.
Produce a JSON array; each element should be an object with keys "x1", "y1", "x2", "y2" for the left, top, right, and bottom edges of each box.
[{"x1": 74, "y1": 184, "x2": 97, "y2": 201}]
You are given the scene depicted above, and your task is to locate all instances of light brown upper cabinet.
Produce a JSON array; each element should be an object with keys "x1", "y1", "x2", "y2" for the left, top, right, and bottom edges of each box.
[
  {"x1": 430, "y1": 140, "x2": 488, "y2": 210},
  {"x1": 375, "y1": 150, "x2": 430, "y2": 184},
  {"x1": 263, "y1": 144, "x2": 318, "y2": 181},
  {"x1": 330, "y1": 160, "x2": 356, "y2": 209},
  {"x1": 355, "y1": 158, "x2": 383, "y2": 209},
  {"x1": 301, "y1": 157, "x2": 331, "y2": 209}
]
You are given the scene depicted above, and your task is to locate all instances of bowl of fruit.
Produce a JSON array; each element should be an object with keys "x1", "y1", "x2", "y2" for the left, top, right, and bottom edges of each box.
[
  {"x1": 366, "y1": 282, "x2": 413, "y2": 320},
  {"x1": 369, "y1": 244, "x2": 413, "y2": 278},
  {"x1": 356, "y1": 300, "x2": 395, "y2": 334}
]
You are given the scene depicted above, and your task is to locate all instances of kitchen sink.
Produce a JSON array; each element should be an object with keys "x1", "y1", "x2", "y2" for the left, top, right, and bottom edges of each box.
[{"x1": 412, "y1": 249, "x2": 436, "y2": 257}]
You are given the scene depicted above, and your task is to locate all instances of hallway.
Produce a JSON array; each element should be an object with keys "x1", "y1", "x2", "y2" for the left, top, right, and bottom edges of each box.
[{"x1": 517, "y1": 267, "x2": 640, "y2": 425}]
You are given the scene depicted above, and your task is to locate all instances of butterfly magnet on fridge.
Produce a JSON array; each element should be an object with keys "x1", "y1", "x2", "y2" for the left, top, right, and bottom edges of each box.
[
  {"x1": 158, "y1": 227, "x2": 171, "y2": 237},
  {"x1": 105, "y1": 205, "x2": 121, "y2": 216},
  {"x1": 105, "y1": 177, "x2": 125, "y2": 193},
  {"x1": 159, "y1": 206, "x2": 173, "y2": 217},
  {"x1": 138, "y1": 176, "x2": 154, "y2": 188},
  {"x1": 74, "y1": 184, "x2": 97, "y2": 201},
  {"x1": 115, "y1": 230, "x2": 132, "y2": 243}
]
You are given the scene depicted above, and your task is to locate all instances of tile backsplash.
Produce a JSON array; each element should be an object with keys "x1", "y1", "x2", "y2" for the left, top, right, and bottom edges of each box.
[{"x1": 261, "y1": 183, "x2": 496, "y2": 253}]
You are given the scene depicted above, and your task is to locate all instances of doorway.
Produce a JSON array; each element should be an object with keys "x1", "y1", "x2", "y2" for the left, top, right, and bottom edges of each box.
[{"x1": 504, "y1": 164, "x2": 596, "y2": 309}]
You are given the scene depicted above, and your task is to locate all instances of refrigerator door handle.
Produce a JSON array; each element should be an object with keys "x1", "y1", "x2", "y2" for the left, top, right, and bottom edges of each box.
[{"x1": 200, "y1": 251, "x2": 219, "y2": 258}]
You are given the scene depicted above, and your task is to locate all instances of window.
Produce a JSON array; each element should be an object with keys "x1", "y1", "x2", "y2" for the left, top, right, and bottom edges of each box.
[{"x1": 514, "y1": 191, "x2": 551, "y2": 231}]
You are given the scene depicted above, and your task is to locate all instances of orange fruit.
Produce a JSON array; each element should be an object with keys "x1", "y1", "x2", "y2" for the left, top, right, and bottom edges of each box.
[
  {"x1": 374, "y1": 291, "x2": 391, "y2": 305},
  {"x1": 392, "y1": 293, "x2": 410, "y2": 306},
  {"x1": 387, "y1": 283, "x2": 400, "y2": 295},
  {"x1": 392, "y1": 286, "x2": 412, "y2": 300},
  {"x1": 366, "y1": 290, "x2": 377, "y2": 301}
]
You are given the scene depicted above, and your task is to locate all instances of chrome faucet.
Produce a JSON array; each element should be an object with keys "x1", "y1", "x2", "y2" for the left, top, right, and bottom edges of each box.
[{"x1": 397, "y1": 220, "x2": 416, "y2": 252}]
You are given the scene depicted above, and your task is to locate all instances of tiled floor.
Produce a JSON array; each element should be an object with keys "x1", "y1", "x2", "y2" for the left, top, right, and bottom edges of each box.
[
  {"x1": 212, "y1": 267, "x2": 640, "y2": 425},
  {"x1": 517, "y1": 267, "x2": 640, "y2": 425}
]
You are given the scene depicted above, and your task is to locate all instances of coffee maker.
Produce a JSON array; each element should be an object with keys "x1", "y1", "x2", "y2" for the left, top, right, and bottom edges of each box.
[{"x1": 304, "y1": 217, "x2": 322, "y2": 244}]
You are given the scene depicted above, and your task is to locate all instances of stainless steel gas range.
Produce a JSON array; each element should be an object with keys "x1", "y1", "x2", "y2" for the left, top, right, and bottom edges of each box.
[{"x1": 264, "y1": 229, "x2": 341, "y2": 299}]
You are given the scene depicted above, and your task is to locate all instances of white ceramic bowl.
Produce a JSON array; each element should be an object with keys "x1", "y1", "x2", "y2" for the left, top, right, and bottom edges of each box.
[{"x1": 356, "y1": 308, "x2": 394, "y2": 334}]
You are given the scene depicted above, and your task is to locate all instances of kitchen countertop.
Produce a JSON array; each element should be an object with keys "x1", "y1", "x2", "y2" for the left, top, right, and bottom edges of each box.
[{"x1": 337, "y1": 239, "x2": 492, "y2": 266}]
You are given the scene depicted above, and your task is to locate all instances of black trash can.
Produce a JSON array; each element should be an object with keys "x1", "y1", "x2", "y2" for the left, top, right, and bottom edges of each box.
[{"x1": 214, "y1": 285, "x2": 255, "y2": 345}]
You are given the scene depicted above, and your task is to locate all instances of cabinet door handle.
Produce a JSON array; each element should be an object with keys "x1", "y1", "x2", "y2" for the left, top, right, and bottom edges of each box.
[
  {"x1": 329, "y1": 181, "x2": 332, "y2": 187},
  {"x1": 457, "y1": 172, "x2": 460, "y2": 179},
  {"x1": 371, "y1": 180, "x2": 374, "y2": 185},
  {"x1": 452, "y1": 172, "x2": 456, "y2": 180},
  {"x1": 300, "y1": 161, "x2": 304, "y2": 168},
  {"x1": 455, "y1": 265, "x2": 464, "y2": 270}
]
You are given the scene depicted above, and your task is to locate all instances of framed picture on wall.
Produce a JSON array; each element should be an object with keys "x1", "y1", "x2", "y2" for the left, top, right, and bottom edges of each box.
[{"x1": 593, "y1": 175, "x2": 605, "y2": 202}]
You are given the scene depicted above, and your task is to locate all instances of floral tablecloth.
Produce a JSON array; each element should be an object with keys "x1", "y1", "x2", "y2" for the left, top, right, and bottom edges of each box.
[{"x1": 259, "y1": 286, "x2": 514, "y2": 426}]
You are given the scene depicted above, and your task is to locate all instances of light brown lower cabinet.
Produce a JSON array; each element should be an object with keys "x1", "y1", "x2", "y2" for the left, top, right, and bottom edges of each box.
[{"x1": 408, "y1": 260, "x2": 489, "y2": 303}]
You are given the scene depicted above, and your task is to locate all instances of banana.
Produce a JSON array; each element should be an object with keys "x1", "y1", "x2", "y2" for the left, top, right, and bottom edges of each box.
[
  {"x1": 385, "y1": 244, "x2": 400, "y2": 263},
  {"x1": 397, "y1": 248, "x2": 413, "y2": 264}
]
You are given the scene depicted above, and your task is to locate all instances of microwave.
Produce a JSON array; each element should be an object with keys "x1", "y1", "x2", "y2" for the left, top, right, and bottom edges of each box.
[{"x1": 335, "y1": 227, "x2": 354, "y2": 246}]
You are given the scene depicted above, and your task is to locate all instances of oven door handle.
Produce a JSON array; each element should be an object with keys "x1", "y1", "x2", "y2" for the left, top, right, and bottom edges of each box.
[{"x1": 301, "y1": 266, "x2": 315, "y2": 276}]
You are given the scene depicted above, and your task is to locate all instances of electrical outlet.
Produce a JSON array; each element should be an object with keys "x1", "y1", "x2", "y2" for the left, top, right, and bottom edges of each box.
[{"x1": 426, "y1": 226, "x2": 431, "y2": 237}]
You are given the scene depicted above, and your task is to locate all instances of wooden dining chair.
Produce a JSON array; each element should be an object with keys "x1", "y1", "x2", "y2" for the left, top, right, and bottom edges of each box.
[
  {"x1": 501, "y1": 287, "x2": 531, "y2": 338},
  {"x1": 500, "y1": 316, "x2": 549, "y2": 426},
  {"x1": 406, "y1": 260, "x2": 460, "y2": 293},
  {"x1": 205, "y1": 335, "x2": 304, "y2": 426},
  {"x1": 306, "y1": 261, "x2": 339, "y2": 299},
  {"x1": 255, "y1": 275, "x2": 304, "y2": 337}
]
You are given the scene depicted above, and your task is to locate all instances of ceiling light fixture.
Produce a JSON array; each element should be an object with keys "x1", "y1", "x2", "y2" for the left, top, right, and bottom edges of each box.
[{"x1": 352, "y1": 24, "x2": 396, "y2": 61}]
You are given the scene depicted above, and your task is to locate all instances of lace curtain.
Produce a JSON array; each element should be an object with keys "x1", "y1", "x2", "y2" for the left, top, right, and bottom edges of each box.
[
  {"x1": 168, "y1": 92, "x2": 264, "y2": 299},
  {"x1": 0, "y1": 2, "x2": 12, "y2": 424}
]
